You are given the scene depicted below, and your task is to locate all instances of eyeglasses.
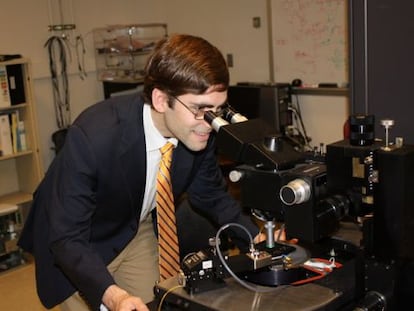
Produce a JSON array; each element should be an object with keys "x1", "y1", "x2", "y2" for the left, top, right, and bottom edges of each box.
[{"x1": 172, "y1": 96, "x2": 229, "y2": 120}]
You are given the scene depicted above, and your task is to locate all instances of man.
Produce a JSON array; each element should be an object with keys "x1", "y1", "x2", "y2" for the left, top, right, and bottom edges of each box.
[{"x1": 18, "y1": 34, "x2": 263, "y2": 311}]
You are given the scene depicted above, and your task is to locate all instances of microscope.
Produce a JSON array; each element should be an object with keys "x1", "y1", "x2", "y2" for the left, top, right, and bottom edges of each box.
[{"x1": 154, "y1": 109, "x2": 414, "y2": 310}]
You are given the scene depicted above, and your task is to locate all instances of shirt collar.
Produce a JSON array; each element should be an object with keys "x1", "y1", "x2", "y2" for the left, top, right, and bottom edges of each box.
[{"x1": 143, "y1": 104, "x2": 178, "y2": 151}]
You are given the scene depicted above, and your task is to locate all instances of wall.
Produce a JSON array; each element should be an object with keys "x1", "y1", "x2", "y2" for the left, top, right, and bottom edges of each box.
[
  {"x1": 162, "y1": 0, "x2": 271, "y2": 84},
  {"x1": 162, "y1": 0, "x2": 349, "y2": 148},
  {"x1": 0, "y1": 0, "x2": 348, "y2": 171},
  {"x1": 270, "y1": 0, "x2": 349, "y2": 148},
  {"x1": 271, "y1": 0, "x2": 348, "y2": 84},
  {"x1": 0, "y1": 0, "x2": 168, "y2": 169}
]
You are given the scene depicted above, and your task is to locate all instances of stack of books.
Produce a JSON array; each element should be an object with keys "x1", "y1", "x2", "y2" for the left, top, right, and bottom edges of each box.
[{"x1": 0, "y1": 63, "x2": 27, "y2": 157}]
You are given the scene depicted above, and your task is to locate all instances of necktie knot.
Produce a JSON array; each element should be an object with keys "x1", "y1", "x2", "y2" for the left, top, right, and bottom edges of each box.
[
  {"x1": 159, "y1": 143, "x2": 174, "y2": 178},
  {"x1": 160, "y1": 142, "x2": 174, "y2": 157}
]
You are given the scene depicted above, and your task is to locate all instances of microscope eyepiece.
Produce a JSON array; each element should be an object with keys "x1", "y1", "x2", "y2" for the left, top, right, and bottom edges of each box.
[
  {"x1": 204, "y1": 110, "x2": 229, "y2": 132},
  {"x1": 222, "y1": 106, "x2": 248, "y2": 124}
]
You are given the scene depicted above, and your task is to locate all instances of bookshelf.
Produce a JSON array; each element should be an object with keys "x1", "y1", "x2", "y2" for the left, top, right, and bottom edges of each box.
[
  {"x1": 0, "y1": 57, "x2": 43, "y2": 269},
  {"x1": 0, "y1": 58, "x2": 43, "y2": 207}
]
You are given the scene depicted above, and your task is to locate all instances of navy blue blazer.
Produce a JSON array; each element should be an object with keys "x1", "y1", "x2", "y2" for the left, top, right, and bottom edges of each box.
[{"x1": 18, "y1": 93, "x2": 258, "y2": 310}]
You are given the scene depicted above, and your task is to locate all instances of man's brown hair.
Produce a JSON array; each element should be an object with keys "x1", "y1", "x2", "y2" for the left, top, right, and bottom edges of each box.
[{"x1": 143, "y1": 34, "x2": 229, "y2": 105}]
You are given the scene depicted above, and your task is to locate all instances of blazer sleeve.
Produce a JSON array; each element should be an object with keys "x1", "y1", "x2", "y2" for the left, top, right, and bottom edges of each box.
[
  {"x1": 46, "y1": 95, "x2": 148, "y2": 310},
  {"x1": 46, "y1": 124, "x2": 116, "y2": 309},
  {"x1": 184, "y1": 137, "x2": 260, "y2": 246},
  {"x1": 19, "y1": 94, "x2": 148, "y2": 310}
]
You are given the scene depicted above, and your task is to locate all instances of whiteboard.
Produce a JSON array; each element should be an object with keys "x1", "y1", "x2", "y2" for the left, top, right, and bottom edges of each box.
[{"x1": 271, "y1": 0, "x2": 348, "y2": 85}]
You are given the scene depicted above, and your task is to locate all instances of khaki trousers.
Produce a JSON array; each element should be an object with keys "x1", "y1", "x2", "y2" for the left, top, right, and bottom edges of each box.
[{"x1": 60, "y1": 217, "x2": 159, "y2": 311}]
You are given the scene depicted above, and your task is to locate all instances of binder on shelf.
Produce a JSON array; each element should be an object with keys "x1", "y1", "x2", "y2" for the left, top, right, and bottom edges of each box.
[
  {"x1": 17, "y1": 120, "x2": 27, "y2": 151},
  {"x1": 6, "y1": 64, "x2": 26, "y2": 105},
  {"x1": 0, "y1": 113, "x2": 13, "y2": 156},
  {"x1": 6, "y1": 111, "x2": 26, "y2": 153},
  {"x1": 10, "y1": 111, "x2": 18, "y2": 153},
  {"x1": 0, "y1": 65, "x2": 11, "y2": 108}
]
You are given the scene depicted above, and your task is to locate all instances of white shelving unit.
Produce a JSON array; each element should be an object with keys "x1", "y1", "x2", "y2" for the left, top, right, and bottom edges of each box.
[
  {"x1": 0, "y1": 58, "x2": 43, "y2": 210},
  {"x1": 0, "y1": 57, "x2": 43, "y2": 269}
]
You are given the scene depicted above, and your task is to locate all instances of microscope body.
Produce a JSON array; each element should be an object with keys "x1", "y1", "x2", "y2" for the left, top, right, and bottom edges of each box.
[{"x1": 184, "y1": 111, "x2": 414, "y2": 310}]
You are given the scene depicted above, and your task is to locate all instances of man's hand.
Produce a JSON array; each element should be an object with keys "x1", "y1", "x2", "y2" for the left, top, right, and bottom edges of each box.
[
  {"x1": 254, "y1": 227, "x2": 298, "y2": 244},
  {"x1": 102, "y1": 284, "x2": 149, "y2": 311}
]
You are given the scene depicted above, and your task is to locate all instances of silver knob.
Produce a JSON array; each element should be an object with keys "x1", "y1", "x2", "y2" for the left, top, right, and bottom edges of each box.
[
  {"x1": 380, "y1": 119, "x2": 395, "y2": 151},
  {"x1": 229, "y1": 170, "x2": 243, "y2": 182}
]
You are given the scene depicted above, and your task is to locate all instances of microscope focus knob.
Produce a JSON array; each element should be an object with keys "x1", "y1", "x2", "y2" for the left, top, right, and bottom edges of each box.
[
  {"x1": 280, "y1": 178, "x2": 311, "y2": 205},
  {"x1": 229, "y1": 170, "x2": 243, "y2": 182}
]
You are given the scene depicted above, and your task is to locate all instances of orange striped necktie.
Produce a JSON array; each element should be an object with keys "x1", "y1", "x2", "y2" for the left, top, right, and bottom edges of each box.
[{"x1": 156, "y1": 142, "x2": 180, "y2": 281}]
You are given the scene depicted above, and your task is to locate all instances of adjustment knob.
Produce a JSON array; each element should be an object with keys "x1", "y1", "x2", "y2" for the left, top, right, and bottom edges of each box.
[{"x1": 229, "y1": 170, "x2": 243, "y2": 182}]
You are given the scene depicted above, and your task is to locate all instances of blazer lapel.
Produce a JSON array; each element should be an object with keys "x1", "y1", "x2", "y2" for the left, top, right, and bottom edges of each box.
[
  {"x1": 118, "y1": 103, "x2": 147, "y2": 213},
  {"x1": 171, "y1": 143, "x2": 194, "y2": 195}
]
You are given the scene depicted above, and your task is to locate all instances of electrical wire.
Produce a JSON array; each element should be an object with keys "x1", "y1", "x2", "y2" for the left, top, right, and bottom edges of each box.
[
  {"x1": 47, "y1": 0, "x2": 86, "y2": 81},
  {"x1": 44, "y1": 35, "x2": 71, "y2": 129},
  {"x1": 288, "y1": 93, "x2": 313, "y2": 151},
  {"x1": 288, "y1": 106, "x2": 310, "y2": 149},
  {"x1": 156, "y1": 284, "x2": 184, "y2": 311},
  {"x1": 75, "y1": 35, "x2": 87, "y2": 80},
  {"x1": 214, "y1": 223, "x2": 289, "y2": 294},
  {"x1": 293, "y1": 94, "x2": 310, "y2": 147}
]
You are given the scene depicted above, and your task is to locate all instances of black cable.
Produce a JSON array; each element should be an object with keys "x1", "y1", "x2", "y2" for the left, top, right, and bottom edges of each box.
[
  {"x1": 291, "y1": 93, "x2": 312, "y2": 150},
  {"x1": 75, "y1": 35, "x2": 87, "y2": 80},
  {"x1": 44, "y1": 35, "x2": 71, "y2": 129}
]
